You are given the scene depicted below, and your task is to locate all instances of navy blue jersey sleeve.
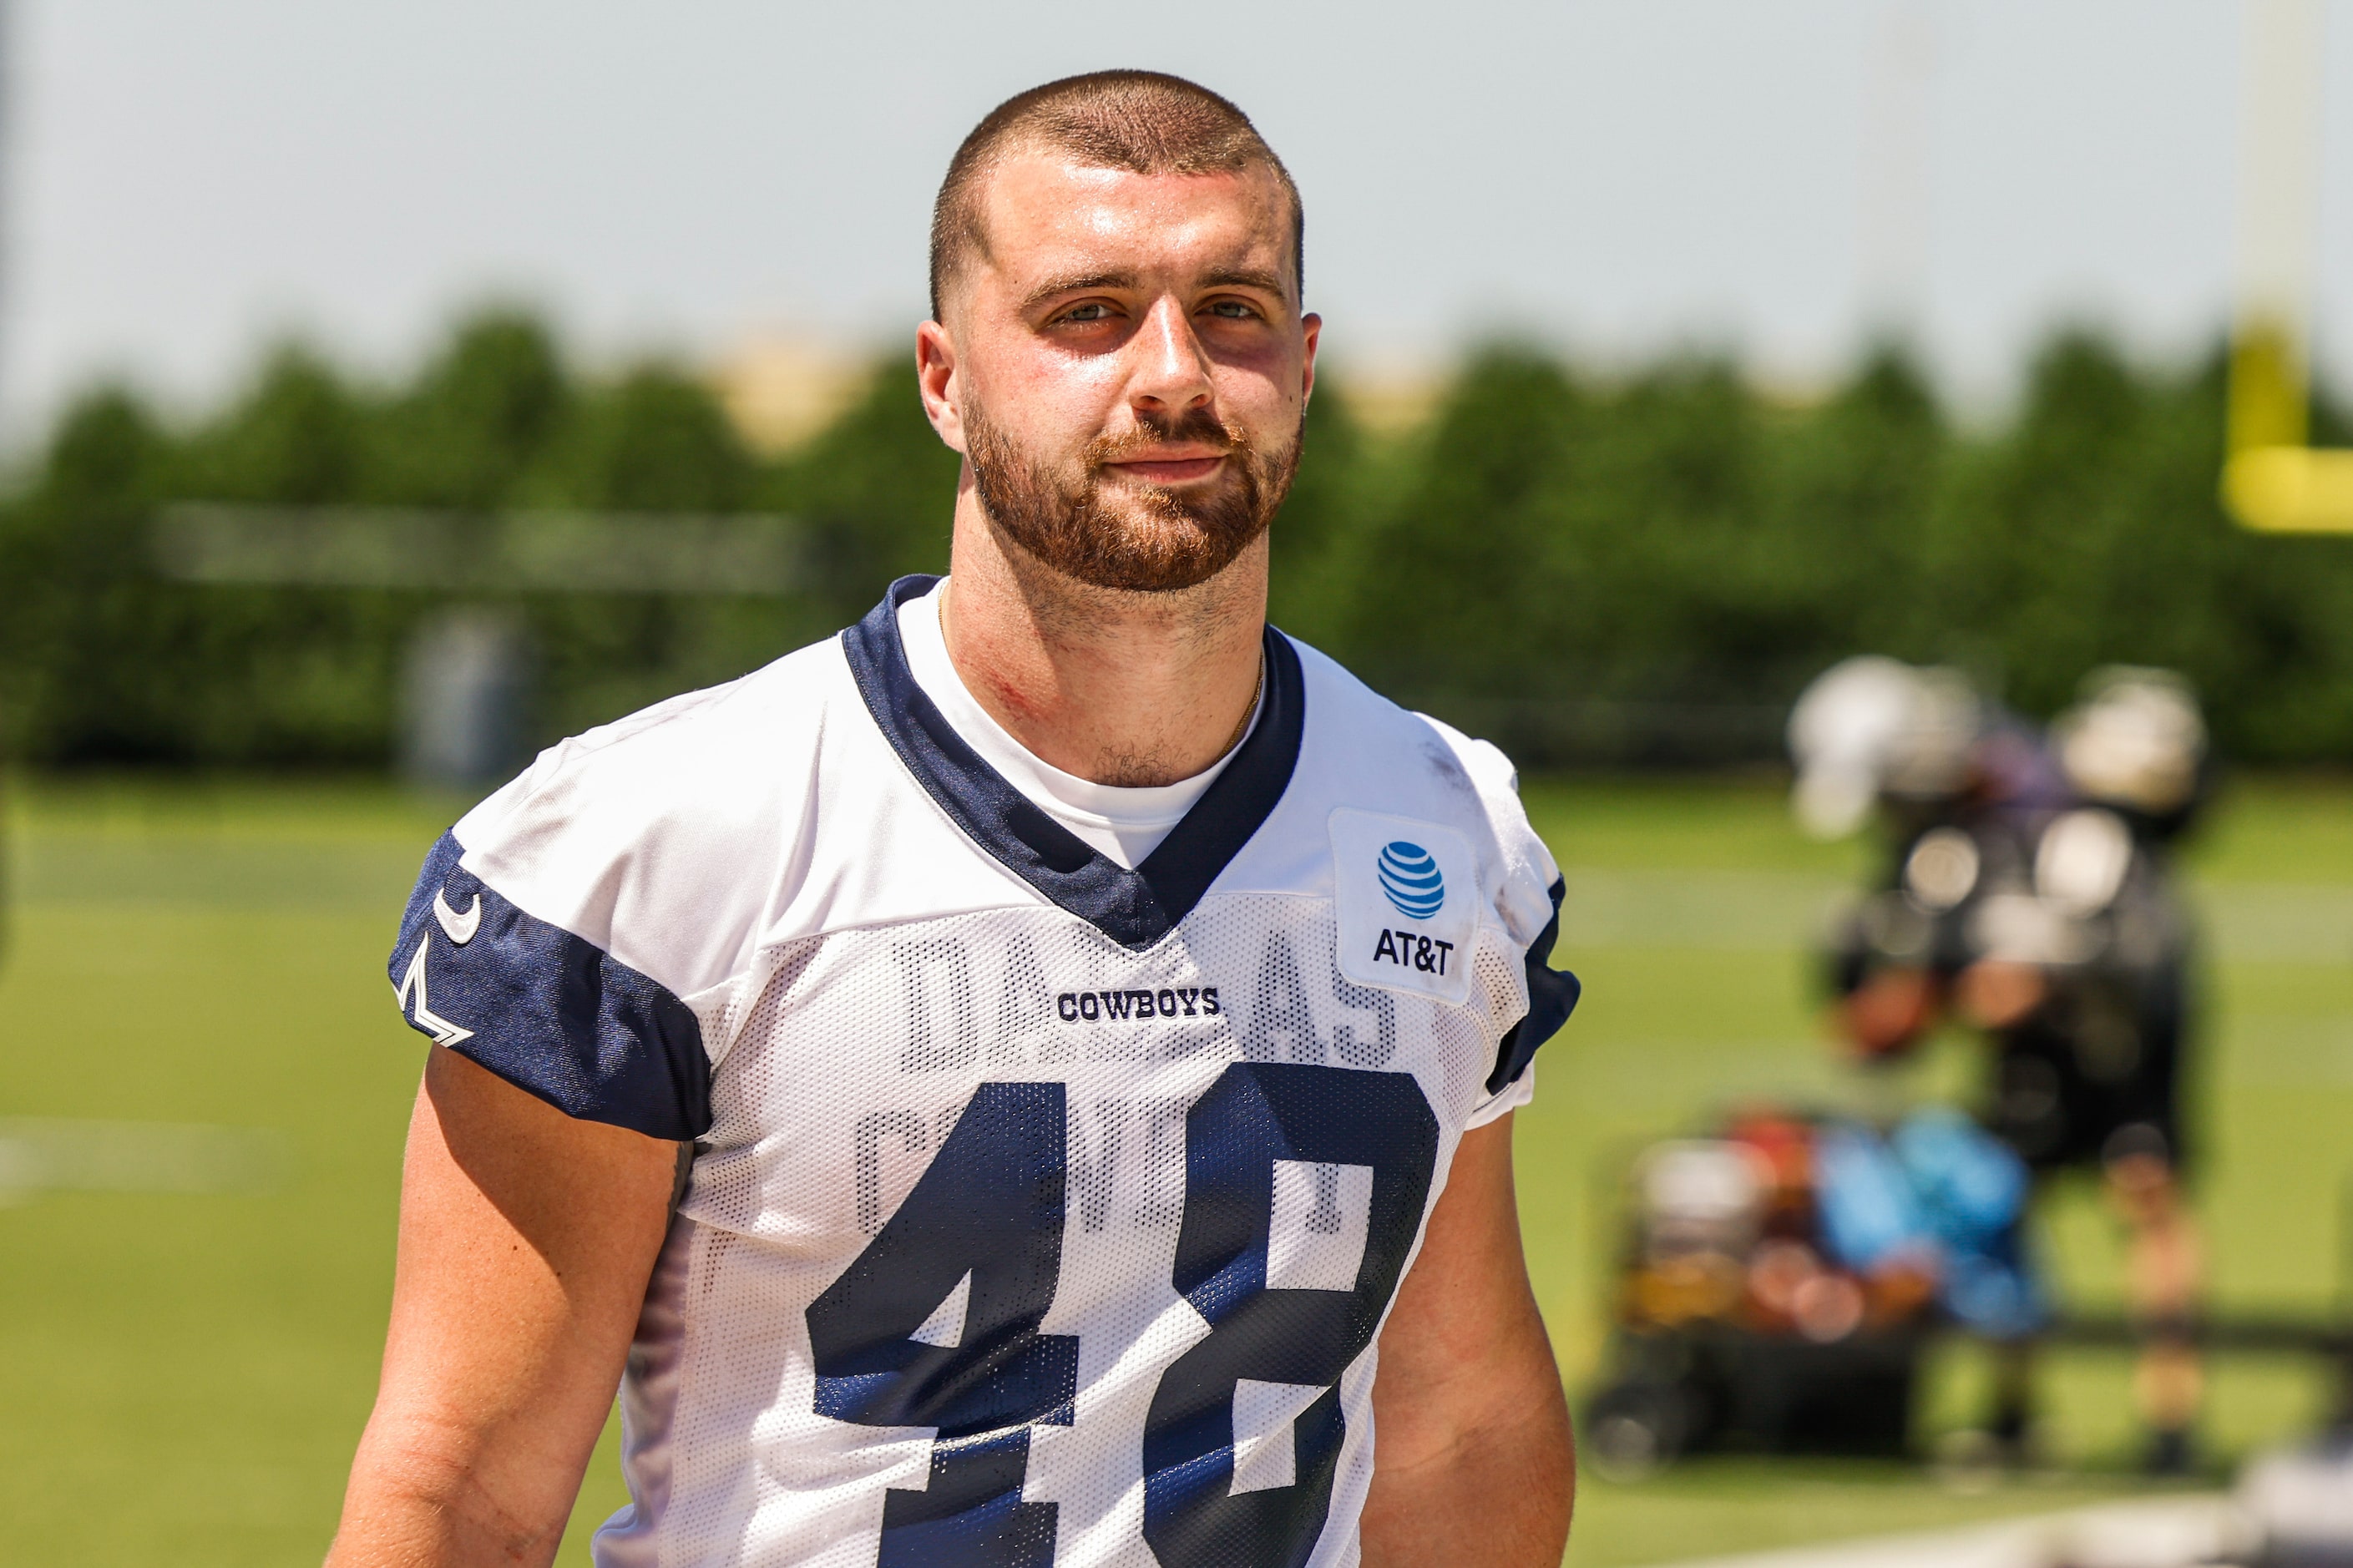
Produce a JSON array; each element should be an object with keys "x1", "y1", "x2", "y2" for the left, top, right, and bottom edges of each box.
[
  {"x1": 388, "y1": 832, "x2": 713, "y2": 1141},
  {"x1": 1488, "y1": 877, "x2": 1580, "y2": 1096}
]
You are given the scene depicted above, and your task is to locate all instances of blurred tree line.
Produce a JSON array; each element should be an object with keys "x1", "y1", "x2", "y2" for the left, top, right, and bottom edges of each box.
[{"x1": 4, "y1": 306, "x2": 2352, "y2": 771}]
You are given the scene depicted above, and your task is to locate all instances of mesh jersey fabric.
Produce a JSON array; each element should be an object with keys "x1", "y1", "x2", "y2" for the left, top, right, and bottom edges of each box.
[{"x1": 389, "y1": 576, "x2": 1576, "y2": 1568}]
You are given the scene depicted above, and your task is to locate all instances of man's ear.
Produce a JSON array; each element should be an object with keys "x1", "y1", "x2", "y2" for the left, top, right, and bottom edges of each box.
[
  {"x1": 916, "y1": 321, "x2": 969, "y2": 455},
  {"x1": 1300, "y1": 311, "x2": 1322, "y2": 408}
]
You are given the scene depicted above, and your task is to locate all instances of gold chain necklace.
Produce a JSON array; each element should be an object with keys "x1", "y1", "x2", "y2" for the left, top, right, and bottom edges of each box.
[{"x1": 1218, "y1": 650, "x2": 1266, "y2": 760}]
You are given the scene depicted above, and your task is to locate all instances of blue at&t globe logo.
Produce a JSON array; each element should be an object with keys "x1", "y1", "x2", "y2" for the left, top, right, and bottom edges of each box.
[{"x1": 1376, "y1": 841, "x2": 1445, "y2": 919}]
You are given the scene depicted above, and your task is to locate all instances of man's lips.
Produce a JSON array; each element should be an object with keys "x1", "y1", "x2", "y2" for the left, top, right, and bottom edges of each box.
[{"x1": 1104, "y1": 453, "x2": 1228, "y2": 484}]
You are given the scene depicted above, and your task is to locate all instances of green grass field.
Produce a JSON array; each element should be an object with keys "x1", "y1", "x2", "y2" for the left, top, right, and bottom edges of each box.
[{"x1": 2, "y1": 771, "x2": 2348, "y2": 1564}]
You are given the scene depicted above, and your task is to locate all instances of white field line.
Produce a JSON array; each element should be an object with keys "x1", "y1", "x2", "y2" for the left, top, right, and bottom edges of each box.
[
  {"x1": 1642, "y1": 1494, "x2": 2233, "y2": 1568},
  {"x1": 0, "y1": 1118, "x2": 284, "y2": 1199}
]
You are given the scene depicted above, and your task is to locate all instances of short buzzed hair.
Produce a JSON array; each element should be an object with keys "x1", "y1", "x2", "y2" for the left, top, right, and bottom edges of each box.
[{"x1": 929, "y1": 70, "x2": 1304, "y2": 322}]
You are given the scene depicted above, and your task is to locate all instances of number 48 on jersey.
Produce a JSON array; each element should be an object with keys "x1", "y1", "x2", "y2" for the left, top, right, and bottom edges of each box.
[{"x1": 806, "y1": 1061, "x2": 1440, "y2": 1568}]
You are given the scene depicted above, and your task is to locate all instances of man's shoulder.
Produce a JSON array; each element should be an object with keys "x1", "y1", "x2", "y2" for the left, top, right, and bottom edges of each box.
[
  {"x1": 493, "y1": 633, "x2": 848, "y2": 796},
  {"x1": 463, "y1": 635, "x2": 843, "y2": 829},
  {"x1": 1285, "y1": 635, "x2": 1528, "y2": 821},
  {"x1": 1278, "y1": 632, "x2": 1559, "y2": 943},
  {"x1": 443, "y1": 631, "x2": 864, "y2": 991}
]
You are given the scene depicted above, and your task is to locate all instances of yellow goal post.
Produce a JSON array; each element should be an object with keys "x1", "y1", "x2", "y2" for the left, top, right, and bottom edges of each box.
[{"x1": 2226, "y1": 0, "x2": 2353, "y2": 531}]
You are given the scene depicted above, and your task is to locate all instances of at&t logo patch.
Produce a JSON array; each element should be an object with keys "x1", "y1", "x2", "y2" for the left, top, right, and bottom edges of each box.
[{"x1": 1330, "y1": 808, "x2": 1475, "y2": 1004}]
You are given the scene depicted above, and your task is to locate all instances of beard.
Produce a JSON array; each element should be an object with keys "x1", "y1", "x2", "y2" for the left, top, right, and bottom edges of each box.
[{"x1": 964, "y1": 397, "x2": 1303, "y2": 594}]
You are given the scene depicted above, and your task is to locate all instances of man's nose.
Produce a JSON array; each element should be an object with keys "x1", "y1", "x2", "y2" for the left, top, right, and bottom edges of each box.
[{"x1": 1126, "y1": 296, "x2": 1214, "y2": 417}]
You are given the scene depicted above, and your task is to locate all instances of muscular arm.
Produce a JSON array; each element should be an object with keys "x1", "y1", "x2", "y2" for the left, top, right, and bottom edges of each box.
[
  {"x1": 1361, "y1": 1114, "x2": 1574, "y2": 1567},
  {"x1": 327, "y1": 1049, "x2": 681, "y2": 1568}
]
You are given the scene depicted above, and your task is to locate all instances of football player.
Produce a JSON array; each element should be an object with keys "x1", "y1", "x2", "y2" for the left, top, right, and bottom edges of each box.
[
  {"x1": 1794, "y1": 659, "x2": 2207, "y2": 1473},
  {"x1": 331, "y1": 72, "x2": 1580, "y2": 1567}
]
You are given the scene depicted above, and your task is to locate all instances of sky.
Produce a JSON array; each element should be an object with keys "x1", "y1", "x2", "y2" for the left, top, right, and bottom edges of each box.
[{"x1": 12, "y1": 0, "x2": 2353, "y2": 427}]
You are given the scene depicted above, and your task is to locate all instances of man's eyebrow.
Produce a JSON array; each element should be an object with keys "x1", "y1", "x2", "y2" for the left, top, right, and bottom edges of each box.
[
  {"x1": 1020, "y1": 266, "x2": 1293, "y2": 311},
  {"x1": 1022, "y1": 270, "x2": 1137, "y2": 308},
  {"x1": 1198, "y1": 266, "x2": 1290, "y2": 297}
]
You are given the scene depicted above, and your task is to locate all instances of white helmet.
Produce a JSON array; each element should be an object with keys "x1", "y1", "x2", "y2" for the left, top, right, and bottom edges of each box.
[
  {"x1": 1787, "y1": 657, "x2": 1981, "y2": 838},
  {"x1": 2051, "y1": 667, "x2": 2205, "y2": 815}
]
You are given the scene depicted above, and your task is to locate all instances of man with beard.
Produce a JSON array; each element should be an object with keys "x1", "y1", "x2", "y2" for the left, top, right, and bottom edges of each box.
[{"x1": 332, "y1": 72, "x2": 1578, "y2": 1568}]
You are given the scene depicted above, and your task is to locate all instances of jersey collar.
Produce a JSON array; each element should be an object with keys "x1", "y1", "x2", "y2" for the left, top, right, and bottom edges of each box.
[{"x1": 842, "y1": 574, "x2": 1305, "y2": 950}]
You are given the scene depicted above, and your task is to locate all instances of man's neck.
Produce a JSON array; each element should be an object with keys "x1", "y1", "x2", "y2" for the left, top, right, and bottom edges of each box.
[{"x1": 936, "y1": 479, "x2": 1269, "y2": 789}]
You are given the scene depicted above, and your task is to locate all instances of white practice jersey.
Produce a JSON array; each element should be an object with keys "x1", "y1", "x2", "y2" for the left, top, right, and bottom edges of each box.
[{"x1": 389, "y1": 575, "x2": 1580, "y2": 1568}]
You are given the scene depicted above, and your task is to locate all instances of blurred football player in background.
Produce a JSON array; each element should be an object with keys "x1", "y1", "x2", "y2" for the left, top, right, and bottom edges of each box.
[{"x1": 1791, "y1": 658, "x2": 2209, "y2": 1474}]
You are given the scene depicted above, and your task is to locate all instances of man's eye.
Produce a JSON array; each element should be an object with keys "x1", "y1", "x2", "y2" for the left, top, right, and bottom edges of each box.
[
  {"x1": 1205, "y1": 300, "x2": 1259, "y2": 321},
  {"x1": 1058, "y1": 303, "x2": 1114, "y2": 324}
]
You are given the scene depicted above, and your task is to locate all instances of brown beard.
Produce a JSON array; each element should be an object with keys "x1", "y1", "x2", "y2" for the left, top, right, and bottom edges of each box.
[{"x1": 964, "y1": 398, "x2": 1302, "y2": 593}]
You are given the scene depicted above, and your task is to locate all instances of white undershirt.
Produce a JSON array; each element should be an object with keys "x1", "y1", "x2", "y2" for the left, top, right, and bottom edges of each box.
[{"x1": 897, "y1": 579, "x2": 1260, "y2": 870}]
